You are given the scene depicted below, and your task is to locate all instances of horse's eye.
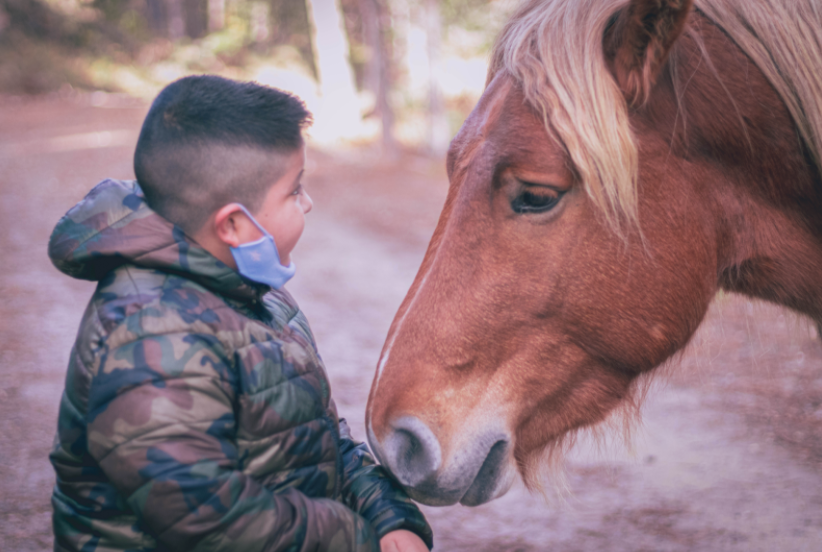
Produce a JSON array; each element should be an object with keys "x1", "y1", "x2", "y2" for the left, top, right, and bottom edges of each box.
[{"x1": 511, "y1": 189, "x2": 561, "y2": 214}]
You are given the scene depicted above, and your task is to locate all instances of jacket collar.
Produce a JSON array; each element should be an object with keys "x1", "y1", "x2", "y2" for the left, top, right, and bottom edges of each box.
[{"x1": 49, "y1": 179, "x2": 269, "y2": 302}]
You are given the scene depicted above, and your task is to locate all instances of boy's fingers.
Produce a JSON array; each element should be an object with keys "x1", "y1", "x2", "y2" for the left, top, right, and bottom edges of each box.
[{"x1": 379, "y1": 530, "x2": 428, "y2": 552}]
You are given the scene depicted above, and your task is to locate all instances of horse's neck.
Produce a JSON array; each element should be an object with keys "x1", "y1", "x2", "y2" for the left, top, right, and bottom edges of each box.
[{"x1": 654, "y1": 11, "x2": 822, "y2": 322}]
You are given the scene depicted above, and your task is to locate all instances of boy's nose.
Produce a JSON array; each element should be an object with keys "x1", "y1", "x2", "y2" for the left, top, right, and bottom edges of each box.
[{"x1": 301, "y1": 190, "x2": 313, "y2": 213}]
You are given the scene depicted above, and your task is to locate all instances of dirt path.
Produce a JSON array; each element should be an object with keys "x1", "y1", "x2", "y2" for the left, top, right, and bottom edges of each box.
[{"x1": 1, "y1": 96, "x2": 820, "y2": 551}]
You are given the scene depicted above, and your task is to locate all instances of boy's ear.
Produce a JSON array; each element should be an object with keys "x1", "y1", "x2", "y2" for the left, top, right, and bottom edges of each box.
[
  {"x1": 213, "y1": 204, "x2": 244, "y2": 248},
  {"x1": 606, "y1": 0, "x2": 693, "y2": 106}
]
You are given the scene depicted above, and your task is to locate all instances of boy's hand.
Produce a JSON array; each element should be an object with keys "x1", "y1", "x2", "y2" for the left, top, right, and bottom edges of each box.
[{"x1": 379, "y1": 529, "x2": 429, "y2": 552}]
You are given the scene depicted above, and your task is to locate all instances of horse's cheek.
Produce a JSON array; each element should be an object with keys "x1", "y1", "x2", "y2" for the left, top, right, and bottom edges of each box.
[{"x1": 554, "y1": 193, "x2": 714, "y2": 372}]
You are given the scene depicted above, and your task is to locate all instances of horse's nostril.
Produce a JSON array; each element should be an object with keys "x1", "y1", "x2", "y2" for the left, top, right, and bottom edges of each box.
[
  {"x1": 396, "y1": 429, "x2": 422, "y2": 465},
  {"x1": 384, "y1": 417, "x2": 442, "y2": 487}
]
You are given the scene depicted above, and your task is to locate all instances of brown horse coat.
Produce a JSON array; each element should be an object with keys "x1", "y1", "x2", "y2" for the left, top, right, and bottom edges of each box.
[{"x1": 367, "y1": 0, "x2": 822, "y2": 507}]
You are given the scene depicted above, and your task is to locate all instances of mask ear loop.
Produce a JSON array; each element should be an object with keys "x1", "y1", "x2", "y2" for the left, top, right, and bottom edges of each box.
[
  {"x1": 232, "y1": 203, "x2": 292, "y2": 268},
  {"x1": 233, "y1": 204, "x2": 273, "y2": 239}
]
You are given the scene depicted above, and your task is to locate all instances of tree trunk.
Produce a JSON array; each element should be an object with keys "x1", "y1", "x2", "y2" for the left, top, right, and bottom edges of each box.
[
  {"x1": 166, "y1": 0, "x2": 184, "y2": 39},
  {"x1": 207, "y1": 0, "x2": 224, "y2": 31},
  {"x1": 250, "y1": 1, "x2": 270, "y2": 43},
  {"x1": 305, "y1": 0, "x2": 364, "y2": 142},
  {"x1": 425, "y1": 0, "x2": 449, "y2": 154},
  {"x1": 359, "y1": 0, "x2": 396, "y2": 152},
  {"x1": 271, "y1": 0, "x2": 317, "y2": 79},
  {"x1": 182, "y1": 0, "x2": 207, "y2": 38},
  {"x1": 144, "y1": 0, "x2": 167, "y2": 36}
]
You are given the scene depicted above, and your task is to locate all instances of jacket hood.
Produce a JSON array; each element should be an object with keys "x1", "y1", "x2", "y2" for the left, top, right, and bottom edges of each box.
[{"x1": 48, "y1": 179, "x2": 267, "y2": 301}]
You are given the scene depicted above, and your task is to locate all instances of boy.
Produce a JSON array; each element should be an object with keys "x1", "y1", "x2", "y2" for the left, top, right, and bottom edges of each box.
[{"x1": 47, "y1": 75, "x2": 432, "y2": 552}]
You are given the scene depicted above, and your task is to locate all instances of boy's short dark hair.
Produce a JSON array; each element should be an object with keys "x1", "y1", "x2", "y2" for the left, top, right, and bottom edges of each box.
[{"x1": 134, "y1": 75, "x2": 312, "y2": 234}]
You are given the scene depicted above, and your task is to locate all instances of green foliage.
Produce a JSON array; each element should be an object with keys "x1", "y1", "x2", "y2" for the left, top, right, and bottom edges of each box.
[
  {"x1": 118, "y1": 8, "x2": 150, "y2": 40},
  {"x1": 0, "y1": 0, "x2": 513, "y2": 143},
  {"x1": 0, "y1": 0, "x2": 321, "y2": 95},
  {"x1": 92, "y1": 0, "x2": 131, "y2": 22},
  {"x1": 0, "y1": 31, "x2": 95, "y2": 94},
  {"x1": 400, "y1": 0, "x2": 517, "y2": 59},
  {"x1": 0, "y1": 0, "x2": 129, "y2": 93},
  {"x1": 440, "y1": 0, "x2": 497, "y2": 30}
]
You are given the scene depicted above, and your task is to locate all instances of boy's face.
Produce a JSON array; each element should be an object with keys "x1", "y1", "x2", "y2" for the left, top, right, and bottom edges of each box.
[{"x1": 249, "y1": 145, "x2": 311, "y2": 265}]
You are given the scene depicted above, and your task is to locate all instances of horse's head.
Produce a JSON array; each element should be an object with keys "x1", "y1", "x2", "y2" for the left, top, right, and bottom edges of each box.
[{"x1": 367, "y1": 0, "x2": 822, "y2": 506}]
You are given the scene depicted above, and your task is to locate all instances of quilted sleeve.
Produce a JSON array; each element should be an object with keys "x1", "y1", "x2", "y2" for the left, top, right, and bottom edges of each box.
[
  {"x1": 85, "y1": 328, "x2": 378, "y2": 552},
  {"x1": 337, "y1": 422, "x2": 434, "y2": 549}
]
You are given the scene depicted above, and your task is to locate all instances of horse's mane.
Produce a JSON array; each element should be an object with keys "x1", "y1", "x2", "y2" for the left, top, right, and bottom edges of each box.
[
  {"x1": 489, "y1": 0, "x2": 822, "y2": 232},
  {"x1": 694, "y1": 0, "x2": 822, "y2": 171}
]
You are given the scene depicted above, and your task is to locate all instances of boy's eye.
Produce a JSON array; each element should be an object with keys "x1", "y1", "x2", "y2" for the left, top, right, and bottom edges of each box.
[{"x1": 292, "y1": 184, "x2": 303, "y2": 195}]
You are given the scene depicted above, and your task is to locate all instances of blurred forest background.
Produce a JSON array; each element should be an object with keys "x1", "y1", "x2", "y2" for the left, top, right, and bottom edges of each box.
[
  {"x1": 0, "y1": 0, "x2": 518, "y2": 150},
  {"x1": 4, "y1": 3, "x2": 822, "y2": 550}
]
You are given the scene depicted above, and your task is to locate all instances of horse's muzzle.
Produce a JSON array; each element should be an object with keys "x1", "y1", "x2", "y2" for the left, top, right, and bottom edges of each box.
[{"x1": 368, "y1": 415, "x2": 514, "y2": 506}]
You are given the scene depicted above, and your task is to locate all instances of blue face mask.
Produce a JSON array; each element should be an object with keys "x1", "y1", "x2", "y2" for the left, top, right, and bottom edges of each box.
[{"x1": 229, "y1": 204, "x2": 296, "y2": 289}]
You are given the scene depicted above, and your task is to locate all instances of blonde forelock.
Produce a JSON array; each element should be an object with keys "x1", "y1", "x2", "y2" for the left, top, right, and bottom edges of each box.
[
  {"x1": 489, "y1": 0, "x2": 822, "y2": 236},
  {"x1": 490, "y1": 0, "x2": 638, "y2": 235}
]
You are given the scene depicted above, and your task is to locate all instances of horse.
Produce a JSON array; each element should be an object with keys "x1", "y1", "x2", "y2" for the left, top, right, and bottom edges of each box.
[{"x1": 366, "y1": 0, "x2": 822, "y2": 507}]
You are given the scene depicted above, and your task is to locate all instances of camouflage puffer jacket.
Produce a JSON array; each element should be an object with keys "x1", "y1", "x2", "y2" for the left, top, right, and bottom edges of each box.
[{"x1": 47, "y1": 179, "x2": 432, "y2": 552}]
